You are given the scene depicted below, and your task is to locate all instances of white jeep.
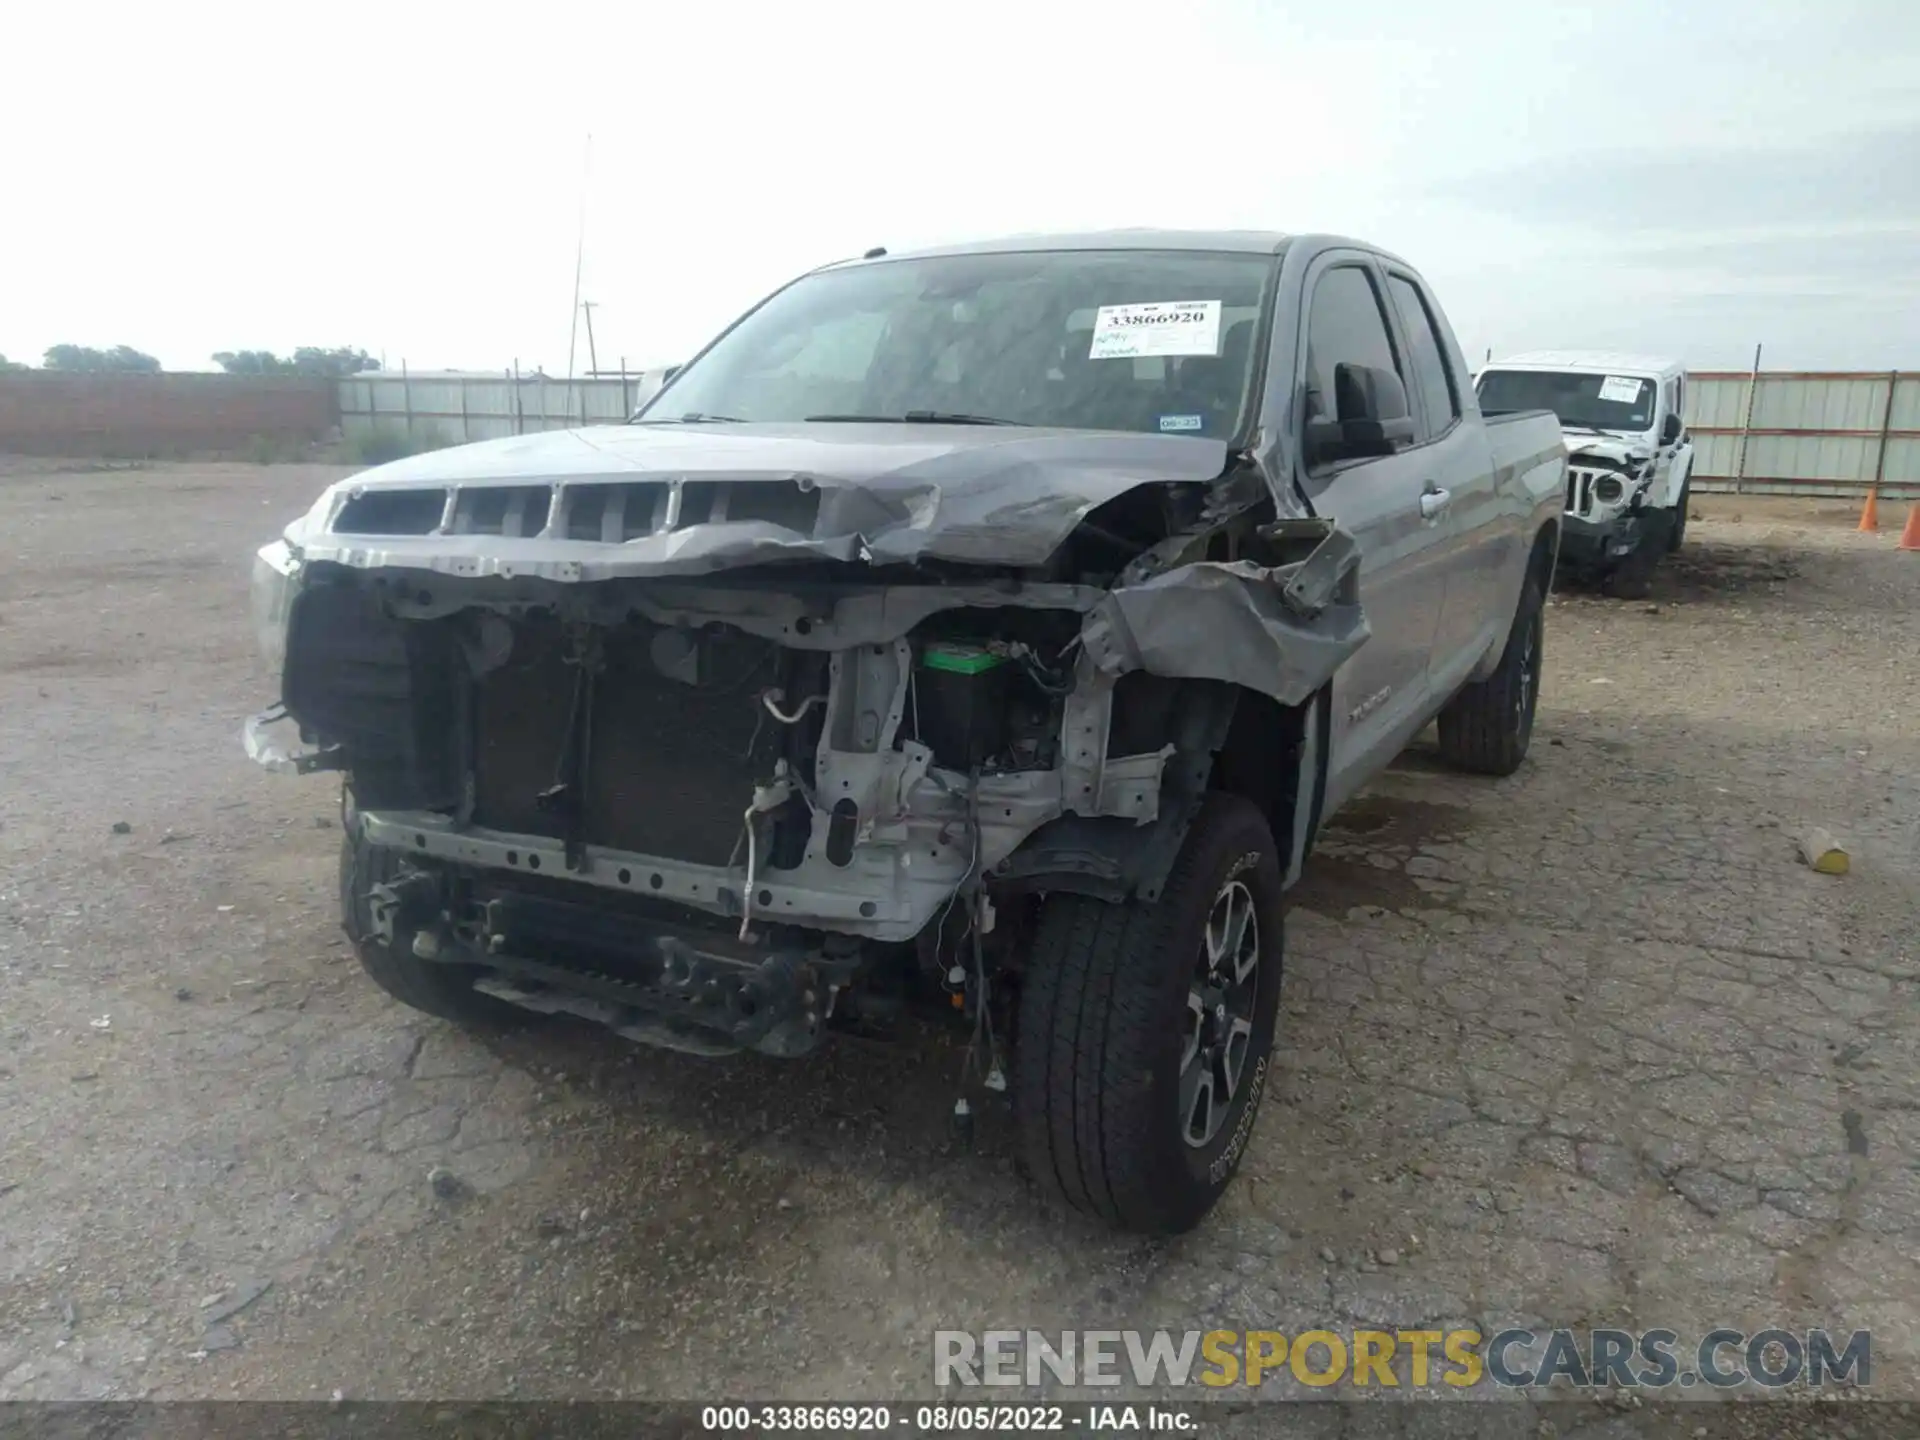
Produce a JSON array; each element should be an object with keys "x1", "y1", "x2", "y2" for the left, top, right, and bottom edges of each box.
[{"x1": 1476, "y1": 352, "x2": 1694, "y2": 597}]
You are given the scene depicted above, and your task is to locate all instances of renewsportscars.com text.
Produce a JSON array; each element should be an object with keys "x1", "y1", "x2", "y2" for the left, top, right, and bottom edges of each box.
[{"x1": 934, "y1": 1328, "x2": 1870, "y2": 1390}]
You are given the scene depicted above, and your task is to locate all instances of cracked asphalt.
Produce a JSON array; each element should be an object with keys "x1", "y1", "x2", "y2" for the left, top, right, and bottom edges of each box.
[{"x1": 1, "y1": 463, "x2": 1916, "y2": 1424}]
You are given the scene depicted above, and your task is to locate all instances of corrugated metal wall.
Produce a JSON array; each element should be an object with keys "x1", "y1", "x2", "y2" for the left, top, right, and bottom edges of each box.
[
  {"x1": 1685, "y1": 370, "x2": 1916, "y2": 498},
  {"x1": 337, "y1": 368, "x2": 674, "y2": 444}
]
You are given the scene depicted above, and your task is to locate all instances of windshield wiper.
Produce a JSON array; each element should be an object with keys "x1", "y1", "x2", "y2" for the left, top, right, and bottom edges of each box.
[
  {"x1": 633, "y1": 411, "x2": 745, "y2": 425},
  {"x1": 805, "y1": 410, "x2": 1028, "y2": 426}
]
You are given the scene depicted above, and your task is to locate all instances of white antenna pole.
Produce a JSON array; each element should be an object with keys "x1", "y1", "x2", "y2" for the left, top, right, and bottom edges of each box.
[{"x1": 565, "y1": 133, "x2": 592, "y2": 392}]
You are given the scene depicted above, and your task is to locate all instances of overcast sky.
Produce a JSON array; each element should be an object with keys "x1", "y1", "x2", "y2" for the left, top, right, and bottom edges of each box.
[{"x1": 5, "y1": 0, "x2": 1916, "y2": 374}]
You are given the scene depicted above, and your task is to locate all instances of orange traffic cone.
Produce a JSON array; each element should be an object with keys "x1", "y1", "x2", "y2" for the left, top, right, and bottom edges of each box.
[
  {"x1": 1899, "y1": 503, "x2": 1920, "y2": 552},
  {"x1": 1857, "y1": 487, "x2": 1880, "y2": 531}
]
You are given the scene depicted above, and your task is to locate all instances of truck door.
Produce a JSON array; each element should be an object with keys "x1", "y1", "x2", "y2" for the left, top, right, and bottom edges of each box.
[
  {"x1": 1381, "y1": 269, "x2": 1510, "y2": 694},
  {"x1": 1291, "y1": 255, "x2": 1448, "y2": 812}
]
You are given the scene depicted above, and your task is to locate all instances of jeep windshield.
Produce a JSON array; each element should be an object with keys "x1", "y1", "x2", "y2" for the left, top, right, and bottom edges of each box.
[
  {"x1": 638, "y1": 249, "x2": 1275, "y2": 441},
  {"x1": 1477, "y1": 369, "x2": 1656, "y2": 436}
]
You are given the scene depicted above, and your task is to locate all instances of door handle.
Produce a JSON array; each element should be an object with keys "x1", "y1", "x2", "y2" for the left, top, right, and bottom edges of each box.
[{"x1": 1419, "y1": 487, "x2": 1451, "y2": 520}]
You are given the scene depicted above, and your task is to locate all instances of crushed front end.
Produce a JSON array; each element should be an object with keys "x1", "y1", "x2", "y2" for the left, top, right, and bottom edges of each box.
[
  {"x1": 246, "y1": 432, "x2": 1364, "y2": 1059},
  {"x1": 1559, "y1": 437, "x2": 1657, "y2": 572}
]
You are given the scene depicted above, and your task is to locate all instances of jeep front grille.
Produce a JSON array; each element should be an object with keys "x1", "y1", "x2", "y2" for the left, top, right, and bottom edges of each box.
[{"x1": 1565, "y1": 465, "x2": 1604, "y2": 518}]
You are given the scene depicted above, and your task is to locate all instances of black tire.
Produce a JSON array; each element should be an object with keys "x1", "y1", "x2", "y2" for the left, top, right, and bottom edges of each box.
[
  {"x1": 1014, "y1": 794, "x2": 1285, "y2": 1235},
  {"x1": 339, "y1": 830, "x2": 528, "y2": 1028},
  {"x1": 1601, "y1": 559, "x2": 1651, "y2": 600},
  {"x1": 1666, "y1": 480, "x2": 1690, "y2": 552},
  {"x1": 1601, "y1": 510, "x2": 1670, "y2": 599},
  {"x1": 1436, "y1": 576, "x2": 1543, "y2": 776}
]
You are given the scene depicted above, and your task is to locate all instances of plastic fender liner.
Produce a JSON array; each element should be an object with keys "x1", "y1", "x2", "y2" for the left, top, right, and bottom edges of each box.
[
  {"x1": 991, "y1": 754, "x2": 1214, "y2": 905},
  {"x1": 991, "y1": 685, "x2": 1235, "y2": 904}
]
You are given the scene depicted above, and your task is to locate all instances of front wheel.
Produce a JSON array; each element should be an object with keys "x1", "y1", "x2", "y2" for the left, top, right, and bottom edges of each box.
[
  {"x1": 1601, "y1": 511, "x2": 1671, "y2": 599},
  {"x1": 1666, "y1": 481, "x2": 1690, "y2": 552},
  {"x1": 1436, "y1": 575, "x2": 1543, "y2": 776},
  {"x1": 1014, "y1": 794, "x2": 1285, "y2": 1235}
]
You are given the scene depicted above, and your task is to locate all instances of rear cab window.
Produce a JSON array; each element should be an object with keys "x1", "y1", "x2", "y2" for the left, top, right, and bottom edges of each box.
[{"x1": 1385, "y1": 274, "x2": 1460, "y2": 441}]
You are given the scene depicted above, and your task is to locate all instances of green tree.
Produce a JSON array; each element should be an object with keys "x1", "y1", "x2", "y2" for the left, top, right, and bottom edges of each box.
[
  {"x1": 0, "y1": 354, "x2": 28, "y2": 373},
  {"x1": 213, "y1": 346, "x2": 379, "y2": 377},
  {"x1": 291, "y1": 346, "x2": 379, "y2": 377},
  {"x1": 212, "y1": 350, "x2": 289, "y2": 374},
  {"x1": 43, "y1": 344, "x2": 162, "y2": 373}
]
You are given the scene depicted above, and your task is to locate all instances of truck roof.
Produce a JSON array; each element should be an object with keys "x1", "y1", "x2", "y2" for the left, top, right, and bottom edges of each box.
[
  {"x1": 1489, "y1": 350, "x2": 1685, "y2": 379},
  {"x1": 860, "y1": 228, "x2": 1296, "y2": 260},
  {"x1": 818, "y1": 229, "x2": 1444, "y2": 277}
]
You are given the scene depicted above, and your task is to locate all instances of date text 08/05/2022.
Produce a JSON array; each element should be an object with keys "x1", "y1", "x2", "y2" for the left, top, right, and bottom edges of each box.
[{"x1": 700, "y1": 1404, "x2": 1198, "y2": 1432}]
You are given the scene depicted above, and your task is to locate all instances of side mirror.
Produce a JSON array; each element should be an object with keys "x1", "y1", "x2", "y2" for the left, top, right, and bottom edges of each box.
[
  {"x1": 1307, "y1": 362, "x2": 1416, "y2": 465},
  {"x1": 1661, "y1": 412, "x2": 1683, "y2": 445}
]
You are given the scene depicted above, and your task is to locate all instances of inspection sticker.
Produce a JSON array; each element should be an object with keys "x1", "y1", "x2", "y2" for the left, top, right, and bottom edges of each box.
[
  {"x1": 1090, "y1": 300, "x2": 1222, "y2": 360},
  {"x1": 1159, "y1": 414, "x2": 1204, "y2": 432},
  {"x1": 1597, "y1": 375, "x2": 1644, "y2": 404}
]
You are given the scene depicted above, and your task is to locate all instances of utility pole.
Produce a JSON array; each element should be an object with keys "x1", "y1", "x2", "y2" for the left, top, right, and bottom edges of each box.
[
  {"x1": 1734, "y1": 342, "x2": 1763, "y2": 496},
  {"x1": 565, "y1": 132, "x2": 592, "y2": 386},
  {"x1": 581, "y1": 301, "x2": 601, "y2": 375}
]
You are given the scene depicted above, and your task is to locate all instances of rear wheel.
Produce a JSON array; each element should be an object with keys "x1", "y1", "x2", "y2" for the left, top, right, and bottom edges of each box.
[
  {"x1": 340, "y1": 828, "x2": 527, "y2": 1028},
  {"x1": 1014, "y1": 794, "x2": 1285, "y2": 1235},
  {"x1": 1437, "y1": 576, "x2": 1543, "y2": 776}
]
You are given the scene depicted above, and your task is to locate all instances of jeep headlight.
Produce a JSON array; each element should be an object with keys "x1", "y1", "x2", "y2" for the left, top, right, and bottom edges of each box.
[{"x1": 1593, "y1": 474, "x2": 1626, "y2": 504}]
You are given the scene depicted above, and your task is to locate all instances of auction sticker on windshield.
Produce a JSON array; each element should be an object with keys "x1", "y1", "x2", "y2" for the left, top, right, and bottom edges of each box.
[
  {"x1": 1090, "y1": 301, "x2": 1222, "y2": 360},
  {"x1": 1597, "y1": 375, "x2": 1644, "y2": 404}
]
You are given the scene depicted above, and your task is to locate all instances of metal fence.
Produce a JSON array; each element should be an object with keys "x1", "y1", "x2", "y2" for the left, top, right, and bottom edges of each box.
[
  {"x1": 1685, "y1": 370, "x2": 1916, "y2": 499},
  {"x1": 336, "y1": 365, "x2": 675, "y2": 445}
]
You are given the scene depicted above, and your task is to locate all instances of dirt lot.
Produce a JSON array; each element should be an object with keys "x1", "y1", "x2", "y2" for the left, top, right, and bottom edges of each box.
[{"x1": 2, "y1": 462, "x2": 1916, "y2": 1420}]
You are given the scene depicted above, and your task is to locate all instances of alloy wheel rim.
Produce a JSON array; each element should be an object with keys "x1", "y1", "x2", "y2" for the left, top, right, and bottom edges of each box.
[
  {"x1": 1516, "y1": 613, "x2": 1539, "y2": 733},
  {"x1": 1179, "y1": 878, "x2": 1261, "y2": 1149}
]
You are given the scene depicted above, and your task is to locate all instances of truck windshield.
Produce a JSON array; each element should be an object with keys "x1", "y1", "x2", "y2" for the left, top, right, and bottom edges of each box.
[
  {"x1": 639, "y1": 250, "x2": 1274, "y2": 440},
  {"x1": 1477, "y1": 369, "x2": 1656, "y2": 434}
]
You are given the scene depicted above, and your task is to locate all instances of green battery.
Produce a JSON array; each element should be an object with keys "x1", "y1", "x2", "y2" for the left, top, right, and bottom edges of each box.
[
  {"x1": 918, "y1": 643, "x2": 1009, "y2": 676},
  {"x1": 915, "y1": 643, "x2": 1011, "y2": 769}
]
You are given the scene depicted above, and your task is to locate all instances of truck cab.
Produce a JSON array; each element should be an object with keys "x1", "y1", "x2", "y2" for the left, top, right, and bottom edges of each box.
[{"x1": 1475, "y1": 351, "x2": 1693, "y2": 597}]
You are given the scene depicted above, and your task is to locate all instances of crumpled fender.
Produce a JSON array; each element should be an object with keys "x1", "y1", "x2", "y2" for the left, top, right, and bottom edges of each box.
[{"x1": 1074, "y1": 519, "x2": 1369, "y2": 706}]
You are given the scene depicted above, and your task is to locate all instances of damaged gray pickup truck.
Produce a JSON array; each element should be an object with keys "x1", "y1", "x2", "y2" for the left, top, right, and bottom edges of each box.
[{"x1": 246, "y1": 231, "x2": 1566, "y2": 1233}]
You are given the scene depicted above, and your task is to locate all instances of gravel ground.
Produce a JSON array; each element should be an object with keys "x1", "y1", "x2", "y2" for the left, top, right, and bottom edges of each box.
[{"x1": 1, "y1": 462, "x2": 1916, "y2": 1425}]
